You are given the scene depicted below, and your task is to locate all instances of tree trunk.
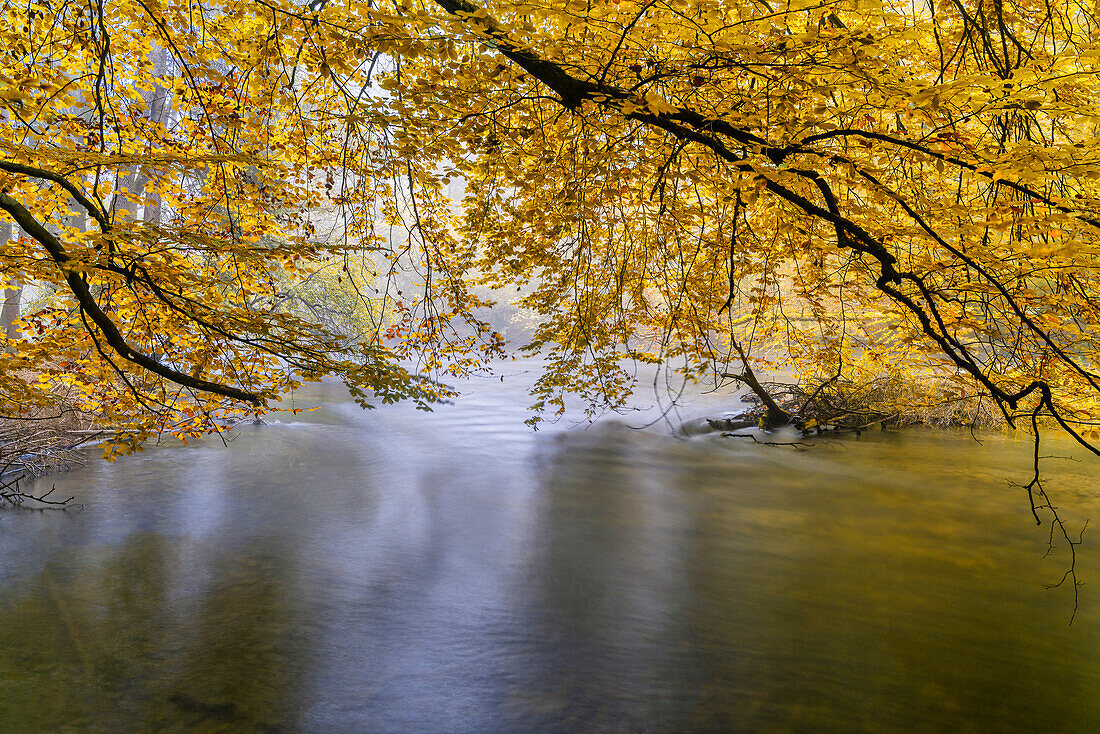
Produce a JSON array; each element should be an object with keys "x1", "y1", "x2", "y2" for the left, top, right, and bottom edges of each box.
[
  {"x1": 0, "y1": 221, "x2": 20, "y2": 340},
  {"x1": 1, "y1": 281, "x2": 21, "y2": 340},
  {"x1": 142, "y1": 46, "x2": 171, "y2": 225},
  {"x1": 724, "y1": 337, "x2": 792, "y2": 428},
  {"x1": 115, "y1": 45, "x2": 171, "y2": 223}
]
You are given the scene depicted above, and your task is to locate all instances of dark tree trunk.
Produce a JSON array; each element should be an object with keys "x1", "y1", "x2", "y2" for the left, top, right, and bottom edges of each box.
[{"x1": 724, "y1": 338, "x2": 792, "y2": 429}]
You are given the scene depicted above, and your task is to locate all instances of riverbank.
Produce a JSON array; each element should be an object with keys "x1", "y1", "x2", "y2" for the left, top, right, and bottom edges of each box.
[
  {"x1": 705, "y1": 372, "x2": 1006, "y2": 435},
  {"x1": 0, "y1": 408, "x2": 99, "y2": 507}
]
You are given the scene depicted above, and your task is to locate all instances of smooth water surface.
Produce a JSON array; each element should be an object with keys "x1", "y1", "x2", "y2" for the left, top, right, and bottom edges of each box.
[{"x1": 2, "y1": 366, "x2": 1099, "y2": 732}]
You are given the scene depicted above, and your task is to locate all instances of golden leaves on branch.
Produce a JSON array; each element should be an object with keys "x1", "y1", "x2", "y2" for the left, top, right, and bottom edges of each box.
[{"x1": 5, "y1": 0, "x2": 1100, "y2": 450}]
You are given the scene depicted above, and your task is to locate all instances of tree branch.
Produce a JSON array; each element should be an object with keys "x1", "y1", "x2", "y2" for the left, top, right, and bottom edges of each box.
[{"x1": 0, "y1": 192, "x2": 261, "y2": 404}]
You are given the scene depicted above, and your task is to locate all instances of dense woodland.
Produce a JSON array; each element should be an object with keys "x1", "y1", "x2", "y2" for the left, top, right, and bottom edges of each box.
[{"x1": 3, "y1": 0, "x2": 1100, "y2": 526}]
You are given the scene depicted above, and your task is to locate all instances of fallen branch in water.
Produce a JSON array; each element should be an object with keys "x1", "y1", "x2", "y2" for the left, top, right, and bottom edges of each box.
[
  {"x1": 711, "y1": 373, "x2": 1003, "y2": 437},
  {"x1": 1, "y1": 409, "x2": 99, "y2": 508},
  {"x1": 0, "y1": 482, "x2": 81, "y2": 509},
  {"x1": 721, "y1": 432, "x2": 815, "y2": 448}
]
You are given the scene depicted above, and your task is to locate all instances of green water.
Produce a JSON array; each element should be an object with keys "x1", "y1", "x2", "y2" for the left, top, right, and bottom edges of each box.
[{"x1": 1, "y1": 373, "x2": 1097, "y2": 732}]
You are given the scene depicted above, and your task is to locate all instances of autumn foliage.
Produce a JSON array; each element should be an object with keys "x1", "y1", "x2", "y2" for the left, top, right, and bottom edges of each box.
[{"x1": 3, "y1": 0, "x2": 1100, "y2": 464}]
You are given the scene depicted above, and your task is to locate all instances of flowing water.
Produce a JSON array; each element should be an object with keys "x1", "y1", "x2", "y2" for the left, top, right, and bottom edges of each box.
[{"x1": 2, "y1": 365, "x2": 1099, "y2": 732}]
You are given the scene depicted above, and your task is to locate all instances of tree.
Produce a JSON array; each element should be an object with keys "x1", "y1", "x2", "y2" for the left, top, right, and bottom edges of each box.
[
  {"x1": 0, "y1": 220, "x2": 22, "y2": 341},
  {"x1": 0, "y1": 0, "x2": 502, "y2": 455},
  {"x1": 387, "y1": 0, "x2": 1100, "y2": 436},
  {"x1": 4, "y1": 0, "x2": 1100, "y2": 485}
]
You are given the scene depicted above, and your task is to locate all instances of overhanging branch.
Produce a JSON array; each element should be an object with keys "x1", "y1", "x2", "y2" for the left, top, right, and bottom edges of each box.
[{"x1": 0, "y1": 192, "x2": 261, "y2": 404}]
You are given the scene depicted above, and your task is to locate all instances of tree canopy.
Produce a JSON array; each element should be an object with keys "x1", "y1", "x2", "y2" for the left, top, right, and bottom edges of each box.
[{"x1": 4, "y1": 0, "x2": 1100, "y2": 474}]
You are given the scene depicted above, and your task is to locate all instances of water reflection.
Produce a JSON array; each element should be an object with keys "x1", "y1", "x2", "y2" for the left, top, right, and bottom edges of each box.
[
  {"x1": 0, "y1": 533, "x2": 298, "y2": 732},
  {"x1": 1, "y1": 374, "x2": 1099, "y2": 731}
]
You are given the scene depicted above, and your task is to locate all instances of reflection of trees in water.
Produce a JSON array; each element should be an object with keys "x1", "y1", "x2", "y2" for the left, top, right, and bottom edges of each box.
[
  {"x1": 522, "y1": 431, "x2": 1100, "y2": 732},
  {"x1": 518, "y1": 427, "x2": 700, "y2": 731},
  {"x1": 5, "y1": 423, "x2": 1100, "y2": 731},
  {"x1": 525, "y1": 430, "x2": 849, "y2": 730},
  {"x1": 682, "y1": 436, "x2": 1100, "y2": 732},
  {"x1": 0, "y1": 532, "x2": 300, "y2": 732}
]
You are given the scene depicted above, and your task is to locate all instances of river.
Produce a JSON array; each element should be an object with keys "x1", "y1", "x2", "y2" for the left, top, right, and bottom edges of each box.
[{"x1": 1, "y1": 364, "x2": 1098, "y2": 732}]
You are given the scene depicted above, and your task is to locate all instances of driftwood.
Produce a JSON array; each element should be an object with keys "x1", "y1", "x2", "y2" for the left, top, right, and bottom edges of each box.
[
  {"x1": 703, "y1": 374, "x2": 1002, "y2": 437},
  {"x1": 1, "y1": 411, "x2": 98, "y2": 508}
]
